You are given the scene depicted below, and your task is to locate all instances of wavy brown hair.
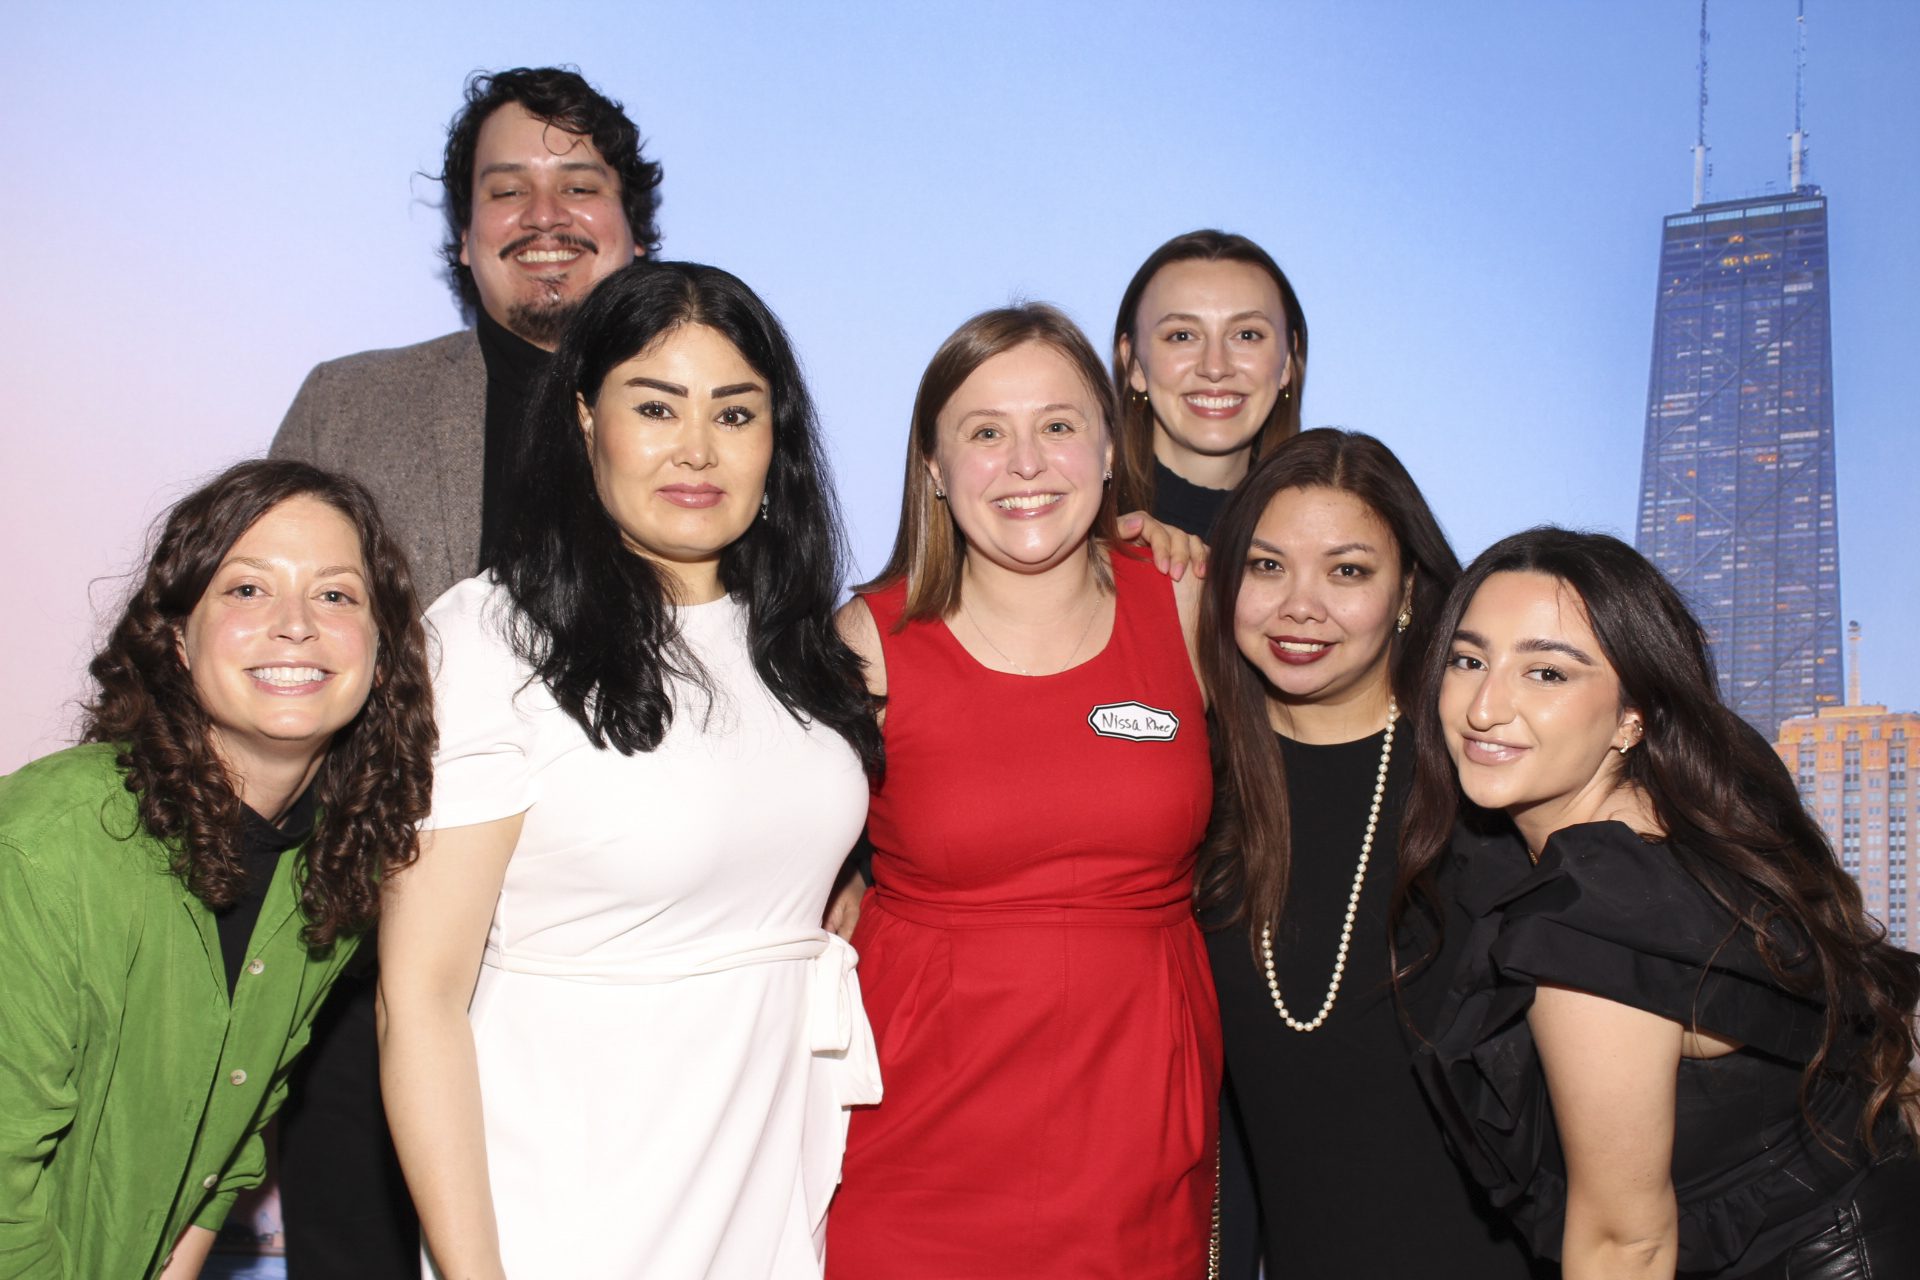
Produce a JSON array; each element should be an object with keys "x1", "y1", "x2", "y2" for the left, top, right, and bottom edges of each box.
[
  {"x1": 82, "y1": 460, "x2": 436, "y2": 947},
  {"x1": 1111, "y1": 229, "x2": 1308, "y2": 518},
  {"x1": 1394, "y1": 528, "x2": 1920, "y2": 1144},
  {"x1": 1196, "y1": 430, "x2": 1458, "y2": 959}
]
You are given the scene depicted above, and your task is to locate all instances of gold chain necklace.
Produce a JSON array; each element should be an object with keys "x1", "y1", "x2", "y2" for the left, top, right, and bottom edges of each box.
[
  {"x1": 1261, "y1": 699, "x2": 1397, "y2": 1033},
  {"x1": 959, "y1": 591, "x2": 1101, "y2": 677}
]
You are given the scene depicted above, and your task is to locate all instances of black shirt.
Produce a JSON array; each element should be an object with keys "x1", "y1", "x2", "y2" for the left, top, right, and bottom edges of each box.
[
  {"x1": 1419, "y1": 821, "x2": 1913, "y2": 1275},
  {"x1": 1206, "y1": 730, "x2": 1543, "y2": 1278},
  {"x1": 216, "y1": 784, "x2": 318, "y2": 997},
  {"x1": 475, "y1": 307, "x2": 553, "y2": 571},
  {"x1": 1148, "y1": 460, "x2": 1233, "y2": 540}
]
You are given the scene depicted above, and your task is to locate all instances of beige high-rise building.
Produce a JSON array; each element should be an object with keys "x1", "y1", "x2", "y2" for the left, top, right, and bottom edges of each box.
[{"x1": 1774, "y1": 703, "x2": 1917, "y2": 951}]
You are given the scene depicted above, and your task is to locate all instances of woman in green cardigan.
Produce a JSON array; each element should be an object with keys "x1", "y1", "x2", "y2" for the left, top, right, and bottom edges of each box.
[{"x1": 0, "y1": 459, "x2": 436, "y2": 1278}]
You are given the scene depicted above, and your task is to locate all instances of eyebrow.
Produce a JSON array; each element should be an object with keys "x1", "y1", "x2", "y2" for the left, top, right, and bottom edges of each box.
[
  {"x1": 221, "y1": 556, "x2": 366, "y2": 579},
  {"x1": 1246, "y1": 539, "x2": 1377, "y2": 557},
  {"x1": 622, "y1": 377, "x2": 766, "y2": 398},
  {"x1": 957, "y1": 402, "x2": 1084, "y2": 423},
  {"x1": 1156, "y1": 310, "x2": 1274, "y2": 327},
  {"x1": 478, "y1": 159, "x2": 610, "y2": 179},
  {"x1": 1452, "y1": 627, "x2": 1597, "y2": 666}
]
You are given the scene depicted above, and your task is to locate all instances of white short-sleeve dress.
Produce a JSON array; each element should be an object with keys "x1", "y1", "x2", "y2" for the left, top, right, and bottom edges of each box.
[{"x1": 421, "y1": 577, "x2": 879, "y2": 1279}]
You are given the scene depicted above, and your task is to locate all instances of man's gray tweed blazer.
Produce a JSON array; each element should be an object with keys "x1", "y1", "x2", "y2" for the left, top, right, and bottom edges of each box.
[{"x1": 270, "y1": 330, "x2": 486, "y2": 608}]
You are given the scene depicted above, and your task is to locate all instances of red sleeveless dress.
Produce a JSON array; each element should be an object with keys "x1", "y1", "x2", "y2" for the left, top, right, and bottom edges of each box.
[{"x1": 827, "y1": 548, "x2": 1220, "y2": 1279}]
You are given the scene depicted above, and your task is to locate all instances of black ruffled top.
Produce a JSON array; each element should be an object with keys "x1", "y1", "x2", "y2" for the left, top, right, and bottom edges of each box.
[{"x1": 1414, "y1": 821, "x2": 1901, "y2": 1276}]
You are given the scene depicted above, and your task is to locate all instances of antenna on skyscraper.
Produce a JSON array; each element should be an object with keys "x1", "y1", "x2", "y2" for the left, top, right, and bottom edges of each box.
[
  {"x1": 1693, "y1": 0, "x2": 1711, "y2": 207},
  {"x1": 1847, "y1": 620, "x2": 1861, "y2": 706},
  {"x1": 1789, "y1": 0, "x2": 1810, "y2": 192}
]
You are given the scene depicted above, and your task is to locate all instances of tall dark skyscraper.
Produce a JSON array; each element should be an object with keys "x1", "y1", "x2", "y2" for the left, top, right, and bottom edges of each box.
[{"x1": 1634, "y1": 190, "x2": 1843, "y2": 739}]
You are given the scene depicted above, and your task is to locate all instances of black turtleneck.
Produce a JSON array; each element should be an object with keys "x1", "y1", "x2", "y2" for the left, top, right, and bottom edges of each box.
[
  {"x1": 1149, "y1": 459, "x2": 1234, "y2": 540},
  {"x1": 475, "y1": 306, "x2": 554, "y2": 570},
  {"x1": 216, "y1": 784, "x2": 318, "y2": 997}
]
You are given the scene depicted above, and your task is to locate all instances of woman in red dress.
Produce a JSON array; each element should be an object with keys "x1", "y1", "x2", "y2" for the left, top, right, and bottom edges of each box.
[{"x1": 828, "y1": 304, "x2": 1220, "y2": 1278}]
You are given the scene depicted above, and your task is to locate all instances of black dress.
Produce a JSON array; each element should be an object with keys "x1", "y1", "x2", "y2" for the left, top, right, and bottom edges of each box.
[
  {"x1": 1415, "y1": 821, "x2": 1920, "y2": 1277},
  {"x1": 1207, "y1": 731, "x2": 1543, "y2": 1278}
]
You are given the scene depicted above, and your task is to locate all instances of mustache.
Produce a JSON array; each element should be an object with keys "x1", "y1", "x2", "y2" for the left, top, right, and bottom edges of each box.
[{"x1": 498, "y1": 232, "x2": 599, "y2": 261}]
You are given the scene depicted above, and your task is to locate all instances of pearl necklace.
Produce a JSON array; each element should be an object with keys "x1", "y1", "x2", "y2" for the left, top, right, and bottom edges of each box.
[{"x1": 1261, "y1": 698, "x2": 1397, "y2": 1033}]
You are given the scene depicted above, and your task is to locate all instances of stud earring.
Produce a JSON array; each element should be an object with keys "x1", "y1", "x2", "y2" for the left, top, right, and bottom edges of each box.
[
  {"x1": 933, "y1": 486, "x2": 946, "y2": 500},
  {"x1": 1102, "y1": 469, "x2": 1112, "y2": 484}
]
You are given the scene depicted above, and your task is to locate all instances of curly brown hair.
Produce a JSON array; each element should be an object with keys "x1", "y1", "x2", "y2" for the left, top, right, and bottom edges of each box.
[{"x1": 82, "y1": 459, "x2": 436, "y2": 947}]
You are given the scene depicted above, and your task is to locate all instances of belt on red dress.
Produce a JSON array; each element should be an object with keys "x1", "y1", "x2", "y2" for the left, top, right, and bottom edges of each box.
[{"x1": 873, "y1": 890, "x2": 1196, "y2": 930}]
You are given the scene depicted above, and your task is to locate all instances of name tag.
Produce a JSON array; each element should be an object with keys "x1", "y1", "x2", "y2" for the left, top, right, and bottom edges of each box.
[{"x1": 1087, "y1": 701, "x2": 1180, "y2": 742}]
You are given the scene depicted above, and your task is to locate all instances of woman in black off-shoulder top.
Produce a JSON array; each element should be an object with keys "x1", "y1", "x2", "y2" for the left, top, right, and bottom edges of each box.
[{"x1": 1395, "y1": 528, "x2": 1920, "y2": 1280}]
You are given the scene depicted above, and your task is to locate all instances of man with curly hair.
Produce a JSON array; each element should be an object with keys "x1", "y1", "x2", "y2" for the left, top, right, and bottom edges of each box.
[
  {"x1": 272, "y1": 65, "x2": 662, "y2": 607},
  {"x1": 267, "y1": 66, "x2": 660, "y2": 1277}
]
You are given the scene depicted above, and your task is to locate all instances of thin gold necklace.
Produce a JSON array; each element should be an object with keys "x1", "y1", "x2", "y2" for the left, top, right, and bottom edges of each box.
[{"x1": 959, "y1": 591, "x2": 1102, "y2": 677}]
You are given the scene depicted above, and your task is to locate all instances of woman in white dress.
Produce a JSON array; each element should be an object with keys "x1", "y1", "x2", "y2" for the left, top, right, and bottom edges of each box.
[{"x1": 377, "y1": 261, "x2": 886, "y2": 1279}]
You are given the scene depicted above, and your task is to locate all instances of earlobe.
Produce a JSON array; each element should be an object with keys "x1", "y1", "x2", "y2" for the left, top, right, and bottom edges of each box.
[
  {"x1": 925, "y1": 461, "x2": 947, "y2": 502},
  {"x1": 575, "y1": 393, "x2": 596, "y2": 444},
  {"x1": 458, "y1": 228, "x2": 471, "y2": 269}
]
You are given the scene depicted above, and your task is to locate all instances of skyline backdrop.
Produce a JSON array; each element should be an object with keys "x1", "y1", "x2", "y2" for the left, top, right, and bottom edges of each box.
[{"x1": 4, "y1": 0, "x2": 1919, "y2": 771}]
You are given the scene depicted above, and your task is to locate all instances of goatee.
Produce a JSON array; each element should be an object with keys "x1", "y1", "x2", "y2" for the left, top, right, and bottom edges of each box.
[{"x1": 505, "y1": 296, "x2": 579, "y2": 348}]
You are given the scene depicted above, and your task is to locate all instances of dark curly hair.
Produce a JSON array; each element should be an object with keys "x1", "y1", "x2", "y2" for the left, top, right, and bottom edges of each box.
[
  {"x1": 1395, "y1": 528, "x2": 1920, "y2": 1145},
  {"x1": 82, "y1": 460, "x2": 437, "y2": 948},
  {"x1": 439, "y1": 66, "x2": 665, "y2": 318}
]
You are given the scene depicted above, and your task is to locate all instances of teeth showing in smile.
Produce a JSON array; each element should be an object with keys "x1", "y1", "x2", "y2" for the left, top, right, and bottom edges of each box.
[
  {"x1": 1274, "y1": 640, "x2": 1328, "y2": 654},
  {"x1": 249, "y1": 667, "x2": 328, "y2": 686},
  {"x1": 993, "y1": 494, "x2": 1062, "y2": 511},
  {"x1": 516, "y1": 249, "x2": 581, "y2": 264},
  {"x1": 1185, "y1": 394, "x2": 1245, "y2": 410}
]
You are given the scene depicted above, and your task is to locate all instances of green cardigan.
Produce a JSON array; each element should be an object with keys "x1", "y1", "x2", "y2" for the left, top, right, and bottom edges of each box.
[{"x1": 0, "y1": 743, "x2": 362, "y2": 1278}]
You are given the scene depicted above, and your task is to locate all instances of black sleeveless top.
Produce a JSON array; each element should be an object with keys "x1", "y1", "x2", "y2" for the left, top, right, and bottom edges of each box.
[{"x1": 1414, "y1": 821, "x2": 1910, "y2": 1276}]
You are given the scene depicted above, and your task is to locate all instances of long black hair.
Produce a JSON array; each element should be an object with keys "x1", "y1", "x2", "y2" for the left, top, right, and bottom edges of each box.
[
  {"x1": 488, "y1": 260, "x2": 882, "y2": 775},
  {"x1": 1395, "y1": 527, "x2": 1920, "y2": 1142},
  {"x1": 1196, "y1": 429, "x2": 1459, "y2": 953}
]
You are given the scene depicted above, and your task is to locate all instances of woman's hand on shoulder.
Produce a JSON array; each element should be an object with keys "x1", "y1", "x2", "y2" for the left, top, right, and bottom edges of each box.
[
  {"x1": 1116, "y1": 511, "x2": 1208, "y2": 582},
  {"x1": 1530, "y1": 983, "x2": 1683, "y2": 1277},
  {"x1": 834, "y1": 597, "x2": 887, "y2": 701}
]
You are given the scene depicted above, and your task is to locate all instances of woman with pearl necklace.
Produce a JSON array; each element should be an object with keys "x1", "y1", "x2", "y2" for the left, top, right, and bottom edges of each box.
[{"x1": 1194, "y1": 429, "x2": 1542, "y2": 1277}]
